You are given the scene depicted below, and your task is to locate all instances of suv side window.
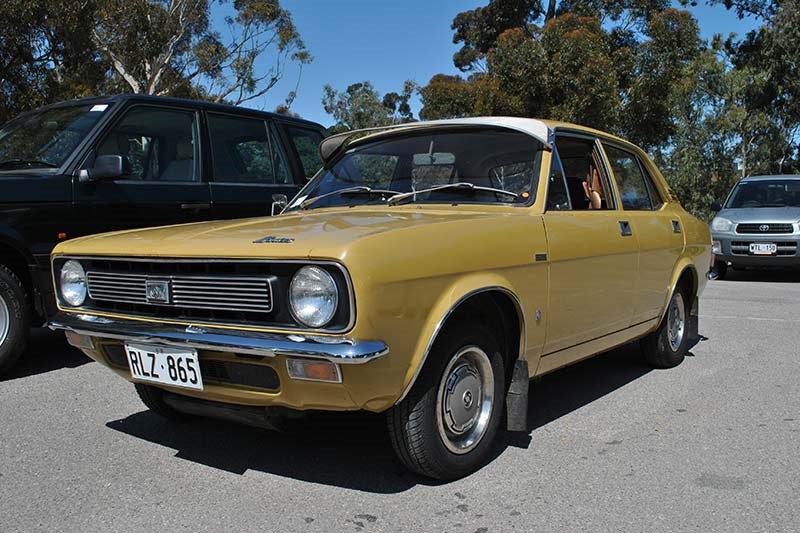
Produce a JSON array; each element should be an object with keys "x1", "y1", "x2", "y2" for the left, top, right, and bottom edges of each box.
[
  {"x1": 96, "y1": 106, "x2": 199, "y2": 181},
  {"x1": 546, "y1": 149, "x2": 571, "y2": 210},
  {"x1": 208, "y1": 113, "x2": 291, "y2": 184},
  {"x1": 284, "y1": 126, "x2": 324, "y2": 179},
  {"x1": 603, "y1": 143, "x2": 654, "y2": 210}
]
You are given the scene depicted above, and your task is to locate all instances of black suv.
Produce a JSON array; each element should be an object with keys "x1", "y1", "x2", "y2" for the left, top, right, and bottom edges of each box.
[{"x1": 0, "y1": 94, "x2": 327, "y2": 376}]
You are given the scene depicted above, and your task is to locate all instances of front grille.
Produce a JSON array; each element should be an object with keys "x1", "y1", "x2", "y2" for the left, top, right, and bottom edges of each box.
[
  {"x1": 87, "y1": 271, "x2": 274, "y2": 313},
  {"x1": 55, "y1": 257, "x2": 353, "y2": 331},
  {"x1": 731, "y1": 241, "x2": 798, "y2": 256},
  {"x1": 736, "y1": 223, "x2": 794, "y2": 234}
]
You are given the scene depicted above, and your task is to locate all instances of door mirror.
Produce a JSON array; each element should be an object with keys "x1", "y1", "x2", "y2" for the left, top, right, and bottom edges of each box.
[
  {"x1": 711, "y1": 200, "x2": 723, "y2": 212},
  {"x1": 81, "y1": 155, "x2": 132, "y2": 183},
  {"x1": 271, "y1": 193, "x2": 288, "y2": 216}
]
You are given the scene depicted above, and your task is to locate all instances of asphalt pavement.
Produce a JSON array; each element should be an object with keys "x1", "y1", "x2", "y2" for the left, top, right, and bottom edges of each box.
[{"x1": 1, "y1": 269, "x2": 799, "y2": 532}]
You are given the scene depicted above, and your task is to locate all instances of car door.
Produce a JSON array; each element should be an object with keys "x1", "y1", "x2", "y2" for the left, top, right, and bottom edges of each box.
[
  {"x1": 74, "y1": 104, "x2": 211, "y2": 236},
  {"x1": 541, "y1": 134, "x2": 639, "y2": 355},
  {"x1": 601, "y1": 142, "x2": 684, "y2": 321},
  {"x1": 206, "y1": 112, "x2": 300, "y2": 220}
]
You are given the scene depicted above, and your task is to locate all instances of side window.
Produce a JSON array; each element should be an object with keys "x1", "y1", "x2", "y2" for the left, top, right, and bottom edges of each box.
[
  {"x1": 554, "y1": 136, "x2": 615, "y2": 210},
  {"x1": 603, "y1": 144, "x2": 654, "y2": 210},
  {"x1": 209, "y1": 113, "x2": 289, "y2": 184},
  {"x1": 545, "y1": 150, "x2": 571, "y2": 210},
  {"x1": 285, "y1": 126, "x2": 325, "y2": 179},
  {"x1": 97, "y1": 106, "x2": 198, "y2": 181}
]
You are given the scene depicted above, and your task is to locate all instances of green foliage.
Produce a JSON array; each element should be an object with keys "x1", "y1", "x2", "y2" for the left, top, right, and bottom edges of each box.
[
  {"x1": 415, "y1": 0, "x2": 798, "y2": 219},
  {"x1": 0, "y1": 0, "x2": 308, "y2": 124},
  {"x1": 322, "y1": 80, "x2": 416, "y2": 131}
]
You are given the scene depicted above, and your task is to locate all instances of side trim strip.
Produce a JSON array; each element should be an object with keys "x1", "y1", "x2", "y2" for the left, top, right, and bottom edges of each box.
[
  {"x1": 539, "y1": 316, "x2": 659, "y2": 358},
  {"x1": 395, "y1": 286, "x2": 526, "y2": 404}
]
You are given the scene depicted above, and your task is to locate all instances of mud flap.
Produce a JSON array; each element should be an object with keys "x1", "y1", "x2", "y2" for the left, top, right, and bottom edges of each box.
[
  {"x1": 687, "y1": 295, "x2": 700, "y2": 349},
  {"x1": 505, "y1": 359, "x2": 529, "y2": 431}
]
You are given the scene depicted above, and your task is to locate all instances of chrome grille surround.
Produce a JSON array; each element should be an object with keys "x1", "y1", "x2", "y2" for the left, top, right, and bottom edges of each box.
[{"x1": 86, "y1": 271, "x2": 274, "y2": 314}]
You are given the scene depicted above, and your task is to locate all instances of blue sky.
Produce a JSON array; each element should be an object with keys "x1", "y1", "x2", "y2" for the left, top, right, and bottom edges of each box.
[{"x1": 244, "y1": 1, "x2": 760, "y2": 126}]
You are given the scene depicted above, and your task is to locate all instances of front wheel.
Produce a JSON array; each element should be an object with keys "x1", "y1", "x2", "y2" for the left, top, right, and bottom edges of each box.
[
  {"x1": 387, "y1": 324, "x2": 505, "y2": 480},
  {"x1": 641, "y1": 286, "x2": 689, "y2": 368},
  {"x1": 0, "y1": 265, "x2": 30, "y2": 377}
]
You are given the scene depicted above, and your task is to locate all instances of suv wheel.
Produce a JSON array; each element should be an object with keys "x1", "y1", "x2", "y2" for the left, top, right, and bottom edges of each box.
[
  {"x1": 387, "y1": 323, "x2": 505, "y2": 480},
  {"x1": 0, "y1": 265, "x2": 30, "y2": 377}
]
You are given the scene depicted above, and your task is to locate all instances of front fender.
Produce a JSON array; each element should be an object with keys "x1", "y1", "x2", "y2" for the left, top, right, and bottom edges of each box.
[{"x1": 393, "y1": 272, "x2": 527, "y2": 404}]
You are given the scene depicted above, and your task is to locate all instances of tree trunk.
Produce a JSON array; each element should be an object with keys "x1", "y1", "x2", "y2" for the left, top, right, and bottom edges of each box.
[{"x1": 546, "y1": 0, "x2": 557, "y2": 21}]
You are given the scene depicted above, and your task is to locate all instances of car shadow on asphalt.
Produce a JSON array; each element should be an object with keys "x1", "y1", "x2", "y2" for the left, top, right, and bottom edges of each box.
[
  {"x1": 719, "y1": 269, "x2": 800, "y2": 283},
  {"x1": 0, "y1": 328, "x2": 92, "y2": 382},
  {"x1": 105, "y1": 342, "x2": 659, "y2": 492}
]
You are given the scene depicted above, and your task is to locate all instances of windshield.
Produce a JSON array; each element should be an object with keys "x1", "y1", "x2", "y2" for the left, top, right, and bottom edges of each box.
[
  {"x1": 287, "y1": 128, "x2": 543, "y2": 210},
  {"x1": 725, "y1": 179, "x2": 800, "y2": 208},
  {"x1": 0, "y1": 103, "x2": 112, "y2": 171}
]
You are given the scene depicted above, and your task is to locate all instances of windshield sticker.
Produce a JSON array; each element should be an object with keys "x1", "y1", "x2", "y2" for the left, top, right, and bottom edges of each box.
[{"x1": 90, "y1": 104, "x2": 109, "y2": 112}]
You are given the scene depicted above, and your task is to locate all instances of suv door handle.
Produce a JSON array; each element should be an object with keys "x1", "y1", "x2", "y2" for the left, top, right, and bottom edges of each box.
[
  {"x1": 181, "y1": 202, "x2": 210, "y2": 210},
  {"x1": 619, "y1": 220, "x2": 632, "y2": 236}
]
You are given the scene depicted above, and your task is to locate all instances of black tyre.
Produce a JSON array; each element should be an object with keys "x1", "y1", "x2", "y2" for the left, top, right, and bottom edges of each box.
[
  {"x1": 387, "y1": 324, "x2": 505, "y2": 480},
  {"x1": 641, "y1": 285, "x2": 690, "y2": 368},
  {"x1": 712, "y1": 261, "x2": 727, "y2": 280},
  {"x1": 0, "y1": 265, "x2": 30, "y2": 377},
  {"x1": 134, "y1": 383, "x2": 196, "y2": 422}
]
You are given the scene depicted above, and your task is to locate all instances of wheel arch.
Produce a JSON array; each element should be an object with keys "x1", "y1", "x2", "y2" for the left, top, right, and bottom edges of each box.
[
  {"x1": 0, "y1": 235, "x2": 35, "y2": 308},
  {"x1": 658, "y1": 261, "x2": 699, "y2": 327},
  {"x1": 395, "y1": 278, "x2": 527, "y2": 404}
]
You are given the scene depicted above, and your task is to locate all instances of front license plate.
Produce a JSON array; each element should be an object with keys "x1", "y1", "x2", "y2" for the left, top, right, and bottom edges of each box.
[
  {"x1": 124, "y1": 343, "x2": 203, "y2": 391},
  {"x1": 749, "y1": 243, "x2": 777, "y2": 255}
]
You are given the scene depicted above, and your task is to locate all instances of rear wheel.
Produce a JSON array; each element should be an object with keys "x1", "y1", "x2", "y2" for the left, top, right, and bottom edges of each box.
[
  {"x1": 387, "y1": 324, "x2": 505, "y2": 480},
  {"x1": 641, "y1": 285, "x2": 689, "y2": 368},
  {"x1": 134, "y1": 383, "x2": 196, "y2": 422},
  {"x1": 0, "y1": 265, "x2": 30, "y2": 377}
]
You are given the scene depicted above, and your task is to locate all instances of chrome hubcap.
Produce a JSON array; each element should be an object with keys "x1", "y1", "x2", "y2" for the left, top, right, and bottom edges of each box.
[
  {"x1": 0, "y1": 295, "x2": 9, "y2": 348},
  {"x1": 667, "y1": 292, "x2": 685, "y2": 352},
  {"x1": 436, "y1": 346, "x2": 494, "y2": 454}
]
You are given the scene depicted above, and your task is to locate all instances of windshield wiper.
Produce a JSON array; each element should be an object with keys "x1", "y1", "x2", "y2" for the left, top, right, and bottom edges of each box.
[
  {"x1": 387, "y1": 182, "x2": 519, "y2": 206},
  {"x1": 299, "y1": 186, "x2": 404, "y2": 209},
  {"x1": 0, "y1": 159, "x2": 58, "y2": 170}
]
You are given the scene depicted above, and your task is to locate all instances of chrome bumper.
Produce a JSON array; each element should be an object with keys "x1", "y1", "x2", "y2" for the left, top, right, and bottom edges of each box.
[{"x1": 48, "y1": 312, "x2": 389, "y2": 364}]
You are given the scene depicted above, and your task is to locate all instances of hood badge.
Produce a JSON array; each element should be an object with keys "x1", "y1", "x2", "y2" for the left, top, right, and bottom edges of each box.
[{"x1": 254, "y1": 235, "x2": 295, "y2": 244}]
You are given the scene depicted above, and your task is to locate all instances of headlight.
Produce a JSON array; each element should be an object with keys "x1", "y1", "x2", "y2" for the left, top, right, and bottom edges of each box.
[
  {"x1": 60, "y1": 260, "x2": 87, "y2": 307},
  {"x1": 289, "y1": 266, "x2": 338, "y2": 328},
  {"x1": 710, "y1": 217, "x2": 733, "y2": 232}
]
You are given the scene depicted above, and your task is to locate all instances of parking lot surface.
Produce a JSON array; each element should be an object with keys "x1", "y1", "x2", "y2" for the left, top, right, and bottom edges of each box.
[{"x1": 1, "y1": 270, "x2": 799, "y2": 532}]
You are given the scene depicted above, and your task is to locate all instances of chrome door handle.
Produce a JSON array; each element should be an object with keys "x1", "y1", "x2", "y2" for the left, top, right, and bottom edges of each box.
[{"x1": 619, "y1": 220, "x2": 632, "y2": 236}]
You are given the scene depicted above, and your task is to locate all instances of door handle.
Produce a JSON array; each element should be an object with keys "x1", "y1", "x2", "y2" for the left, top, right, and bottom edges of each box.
[
  {"x1": 618, "y1": 220, "x2": 632, "y2": 236},
  {"x1": 181, "y1": 202, "x2": 211, "y2": 210},
  {"x1": 671, "y1": 220, "x2": 682, "y2": 233}
]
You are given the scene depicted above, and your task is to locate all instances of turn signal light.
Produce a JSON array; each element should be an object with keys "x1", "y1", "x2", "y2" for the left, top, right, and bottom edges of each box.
[
  {"x1": 286, "y1": 358, "x2": 342, "y2": 383},
  {"x1": 712, "y1": 240, "x2": 721, "y2": 255}
]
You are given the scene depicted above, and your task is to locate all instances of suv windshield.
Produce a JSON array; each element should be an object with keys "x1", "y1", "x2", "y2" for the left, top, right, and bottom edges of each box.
[
  {"x1": 725, "y1": 179, "x2": 800, "y2": 208},
  {"x1": 288, "y1": 128, "x2": 542, "y2": 210},
  {"x1": 0, "y1": 103, "x2": 112, "y2": 171}
]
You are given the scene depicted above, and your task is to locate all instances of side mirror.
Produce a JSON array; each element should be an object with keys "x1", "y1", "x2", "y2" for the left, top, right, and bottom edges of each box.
[
  {"x1": 80, "y1": 155, "x2": 131, "y2": 183},
  {"x1": 271, "y1": 193, "x2": 288, "y2": 216},
  {"x1": 710, "y1": 201, "x2": 723, "y2": 212}
]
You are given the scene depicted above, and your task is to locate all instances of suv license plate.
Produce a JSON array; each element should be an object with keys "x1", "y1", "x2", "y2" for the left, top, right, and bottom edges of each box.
[
  {"x1": 124, "y1": 343, "x2": 204, "y2": 391},
  {"x1": 749, "y1": 243, "x2": 777, "y2": 255}
]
